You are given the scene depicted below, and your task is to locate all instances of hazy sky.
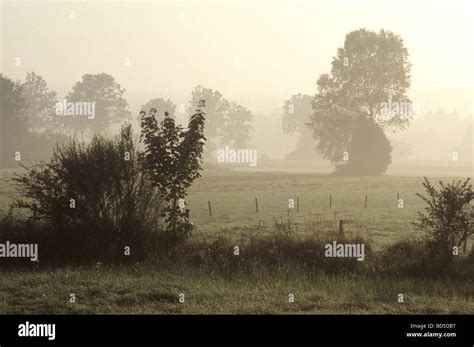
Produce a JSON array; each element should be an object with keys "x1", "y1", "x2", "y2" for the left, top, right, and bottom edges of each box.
[{"x1": 1, "y1": 0, "x2": 473, "y2": 116}]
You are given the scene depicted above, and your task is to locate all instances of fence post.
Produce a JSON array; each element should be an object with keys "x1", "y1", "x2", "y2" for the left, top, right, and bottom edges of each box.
[
  {"x1": 364, "y1": 195, "x2": 367, "y2": 209},
  {"x1": 255, "y1": 198, "x2": 259, "y2": 213},
  {"x1": 339, "y1": 220, "x2": 344, "y2": 237},
  {"x1": 297, "y1": 196, "x2": 299, "y2": 212},
  {"x1": 208, "y1": 201, "x2": 212, "y2": 217},
  {"x1": 329, "y1": 194, "x2": 332, "y2": 209}
]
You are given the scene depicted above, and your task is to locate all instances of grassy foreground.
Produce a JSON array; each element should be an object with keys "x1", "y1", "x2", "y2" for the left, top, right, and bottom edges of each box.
[
  {"x1": 1, "y1": 263, "x2": 473, "y2": 314},
  {"x1": 1, "y1": 169, "x2": 473, "y2": 314}
]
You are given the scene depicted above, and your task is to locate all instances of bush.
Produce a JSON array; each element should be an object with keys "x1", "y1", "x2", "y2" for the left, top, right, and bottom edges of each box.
[
  {"x1": 10, "y1": 124, "x2": 164, "y2": 264},
  {"x1": 379, "y1": 240, "x2": 429, "y2": 276},
  {"x1": 334, "y1": 117, "x2": 392, "y2": 176},
  {"x1": 414, "y1": 177, "x2": 473, "y2": 261},
  {"x1": 176, "y1": 233, "x2": 372, "y2": 276}
]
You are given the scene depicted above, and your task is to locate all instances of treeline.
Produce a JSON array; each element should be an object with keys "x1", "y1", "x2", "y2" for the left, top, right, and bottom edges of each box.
[{"x1": 0, "y1": 73, "x2": 255, "y2": 168}]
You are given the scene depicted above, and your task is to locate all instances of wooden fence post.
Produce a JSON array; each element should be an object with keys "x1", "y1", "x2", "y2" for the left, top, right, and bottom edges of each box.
[
  {"x1": 329, "y1": 194, "x2": 332, "y2": 209},
  {"x1": 364, "y1": 195, "x2": 368, "y2": 209},
  {"x1": 208, "y1": 201, "x2": 212, "y2": 217},
  {"x1": 255, "y1": 198, "x2": 259, "y2": 213}
]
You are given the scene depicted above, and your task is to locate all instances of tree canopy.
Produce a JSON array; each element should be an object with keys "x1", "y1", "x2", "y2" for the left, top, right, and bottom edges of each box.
[{"x1": 309, "y1": 29, "x2": 411, "y2": 174}]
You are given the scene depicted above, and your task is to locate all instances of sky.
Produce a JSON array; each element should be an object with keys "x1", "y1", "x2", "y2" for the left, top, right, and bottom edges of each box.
[{"x1": 1, "y1": 0, "x2": 472, "y2": 117}]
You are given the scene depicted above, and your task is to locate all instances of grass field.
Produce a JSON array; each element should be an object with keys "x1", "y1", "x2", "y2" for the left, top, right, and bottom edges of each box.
[
  {"x1": 1, "y1": 168, "x2": 467, "y2": 248},
  {"x1": 1, "y1": 263, "x2": 474, "y2": 314},
  {"x1": 185, "y1": 170, "x2": 472, "y2": 249},
  {"x1": 1, "y1": 168, "x2": 473, "y2": 314}
]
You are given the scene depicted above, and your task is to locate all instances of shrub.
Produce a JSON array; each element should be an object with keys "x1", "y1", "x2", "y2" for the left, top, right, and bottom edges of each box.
[
  {"x1": 11, "y1": 124, "x2": 164, "y2": 264},
  {"x1": 333, "y1": 117, "x2": 392, "y2": 176},
  {"x1": 414, "y1": 177, "x2": 473, "y2": 262},
  {"x1": 379, "y1": 240, "x2": 431, "y2": 276},
  {"x1": 177, "y1": 232, "x2": 372, "y2": 276}
]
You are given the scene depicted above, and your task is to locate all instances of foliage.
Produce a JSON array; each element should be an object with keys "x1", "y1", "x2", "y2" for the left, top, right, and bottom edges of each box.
[
  {"x1": 309, "y1": 29, "x2": 411, "y2": 174},
  {"x1": 0, "y1": 73, "x2": 62, "y2": 168},
  {"x1": 62, "y1": 73, "x2": 131, "y2": 136},
  {"x1": 140, "y1": 101, "x2": 206, "y2": 241},
  {"x1": 20, "y1": 72, "x2": 58, "y2": 133},
  {"x1": 12, "y1": 124, "x2": 163, "y2": 262},
  {"x1": 414, "y1": 177, "x2": 473, "y2": 261},
  {"x1": 282, "y1": 94, "x2": 313, "y2": 136},
  {"x1": 139, "y1": 98, "x2": 176, "y2": 124},
  {"x1": 281, "y1": 94, "x2": 321, "y2": 160},
  {"x1": 189, "y1": 85, "x2": 253, "y2": 151},
  {"x1": 333, "y1": 117, "x2": 392, "y2": 175}
]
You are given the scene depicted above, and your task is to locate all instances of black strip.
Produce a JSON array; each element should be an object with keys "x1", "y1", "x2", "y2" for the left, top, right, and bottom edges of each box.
[{"x1": 0, "y1": 315, "x2": 472, "y2": 345}]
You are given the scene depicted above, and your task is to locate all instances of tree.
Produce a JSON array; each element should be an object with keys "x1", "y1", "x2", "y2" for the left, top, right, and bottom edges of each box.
[
  {"x1": 61, "y1": 73, "x2": 131, "y2": 136},
  {"x1": 21, "y1": 72, "x2": 58, "y2": 133},
  {"x1": 189, "y1": 86, "x2": 224, "y2": 149},
  {"x1": 140, "y1": 100, "x2": 206, "y2": 242},
  {"x1": 139, "y1": 98, "x2": 176, "y2": 124},
  {"x1": 414, "y1": 178, "x2": 473, "y2": 259},
  {"x1": 309, "y1": 29, "x2": 412, "y2": 174},
  {"x1": 189, "y1": 86, "x2": 253, "y2": 153},
  {"x1": 1, "y1": 74, "x2": 26, "y2": 167},
  {"x1": 221, "y1": 101, "x2": 253, "y2": 147},
  {"x1": 282, "y1": 94, "x2": 320, "y2": 160}
]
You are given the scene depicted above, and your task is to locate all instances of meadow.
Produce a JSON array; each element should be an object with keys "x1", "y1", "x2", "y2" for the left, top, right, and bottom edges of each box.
[{"x1": 0, "y1": 167, "x2": 473, "y2": 314}]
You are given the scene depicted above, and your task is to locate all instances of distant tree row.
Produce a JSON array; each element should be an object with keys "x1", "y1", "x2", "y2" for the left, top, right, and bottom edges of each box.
[
  {"x1": 1, "y1": 72, "x2": 254, "y2": 167},
  {"x1": 141, "y1": 86, "x2": 254, "y2": 156}
]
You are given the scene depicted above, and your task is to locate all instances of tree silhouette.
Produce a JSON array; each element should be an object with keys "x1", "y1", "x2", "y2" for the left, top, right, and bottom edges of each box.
[
  {"x1": 139, "y1": 98, "x2": 176, "y2": 124},
  {"x1": 140, "y1": 100, "x2": 206, "y2": 241},
  {"x1": 21, "y1": 72, "x2": 58, "y2": 133},
  {"x1": 282, "y1": 94, "x2": 320, "y2": 160},
  {"x1": 189, "y1": 86, "x2": 253, "y2": 154},
  {"x1": 1, "y1": 74, "x2": 26, "y2": 167},
  {"x1": 309, "y1": 29, "x2": 411, "y2": 174},
  {"x1": 414, "y1": 177, "x2": 473, "y2": 260},
  {"x1": 0, "y1": 74, "x2": 61, "y2": 167},
  {"x1": 62, "y1": 73, "x2": 131, "y2": 136},
  {"x1": 221, "y1": 101, "x2": 253, "y2": 148},
  {"x1": 334, "y1": 117, "x2": 392, "y2": 175}
]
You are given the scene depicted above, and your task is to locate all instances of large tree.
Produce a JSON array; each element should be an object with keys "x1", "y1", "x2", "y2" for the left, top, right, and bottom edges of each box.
[
  {"x1": 61, "y1": 73, "x2": 131, "y2": 136},
  {"x1": 309, "y1": 29, "x2": 412, "y2": 174}
]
